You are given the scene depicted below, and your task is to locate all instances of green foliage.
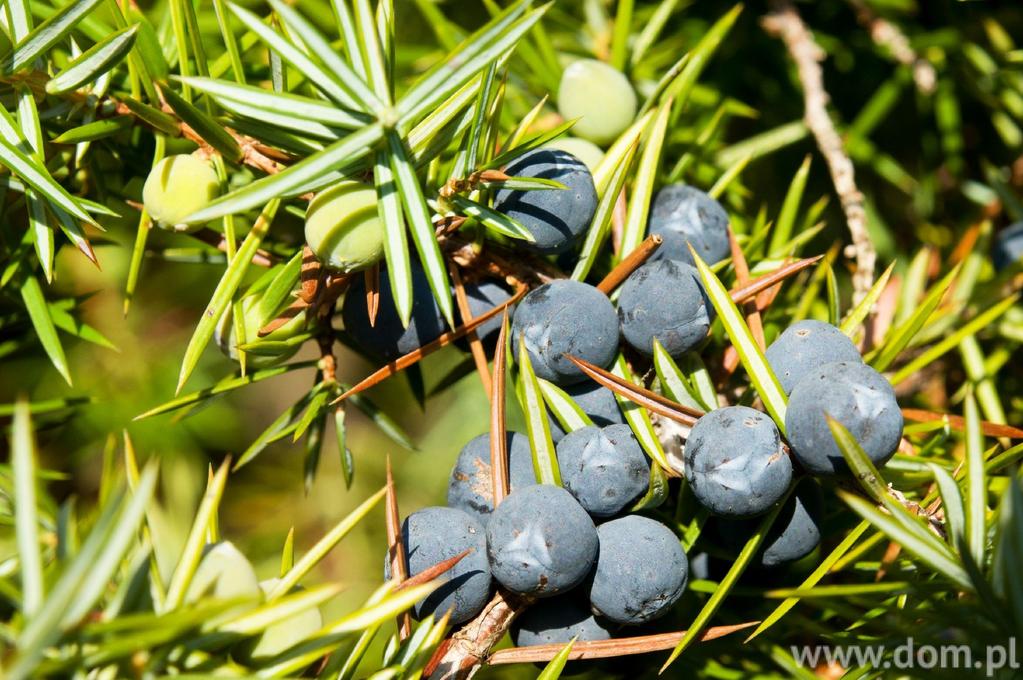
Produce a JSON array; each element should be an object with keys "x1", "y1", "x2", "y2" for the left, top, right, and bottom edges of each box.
[{"x1": 1, "y1": 0, "x2": 1023, "y2": 678}]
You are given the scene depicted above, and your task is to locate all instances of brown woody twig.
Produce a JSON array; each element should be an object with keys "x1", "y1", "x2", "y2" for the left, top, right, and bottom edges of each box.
[{"x1": 763, "y1": 2, "x2": 876, "y2": 305}]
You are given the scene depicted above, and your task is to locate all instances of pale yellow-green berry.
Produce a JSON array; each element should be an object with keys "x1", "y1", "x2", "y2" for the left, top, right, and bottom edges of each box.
[
  {"x1": 557, "y1": 59, "x2": 637, "y2": 146},
  {"x1": 240, "y1": 579, "x2": 324, "y2": 662},
  {"x1": 142, "y1": 154, "x2": 221, "y2": 232},
  {"x1": 214, "y1": 294, "x2": 306, "y2": 368},
  {"x1": 184, "y1": 541, "x2": 260, "y2": 603},
  {"x1": 544, "y1": 137, "x2": 605, "y2": 173},
  {"x1": 305, "y1": 181, "x2": 385, "y2": 273}
]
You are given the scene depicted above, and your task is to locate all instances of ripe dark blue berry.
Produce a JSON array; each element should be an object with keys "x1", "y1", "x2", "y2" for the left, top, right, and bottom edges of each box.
[
  {"x1": 459, "y1": 279, "x2": 514, "y2": 345},
  {"x1": 493, "y1": 149, "x2": 598, "y2": 254},
  {"x1": 719, "y1": 480, "x2": 822, "y2": 568},
  {"x1": 786, "y1": 361, "x2": 904, "y2": 476},
  {"x1": 487, "y1": 484, "x2": 598, "y2": 598},
  {"x1": 340, "y1": 262, "x2": 445, "y2": 360},
  {"x1": 384, "y1": 506, "x2": 490, "y2": 625},
  {"x1": 648, "y1": 185, "x2": 730, "y2": 266},
  {"x1": 447, "y1": 432, "x2": 537, "y2": 525},
  {"x1": 765, "y1": 320, "x2": 863, "y2": 394},
  {"x1": 512, "y1": 596, "x2": 613, "y2": 647},
  {"x1": 588, "y1": 515, "x2": 688, "y2": 625},
  {"x1": 548, "y1": 380, "x2": 625, "y2": 441},
  {"x1": 556, "y1": 424, "x2": 650, "y2": 517},
  {"x1": 617, "y1": 259, "x2": 713, "y2": 358},
  {"x1": 684, "y1": 406, "x2": 791, "y2": 518},
  {"x1": 512, "y1": 280, "x2": 619, "y2": 385},
  {"x1": 993, "y1": 221, "x2": 1023, "y2": 271}
]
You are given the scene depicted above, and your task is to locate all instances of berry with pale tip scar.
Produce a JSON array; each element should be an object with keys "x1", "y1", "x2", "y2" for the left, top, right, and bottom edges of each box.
[
  {"x1": 486, "y1": 484, "x2": 598, "y2": 598},
  {"x1": 556, "y1": 424, "x2": 650, "y2": 518},
  {"x1": 785, "y1": 361, "x2": 904, "y2": 476},
  {"x1": 684, "y1": 406, "x2": 792, "y2": 518},
  {"x1": 765, "y1": 319, "x2": 863, "y2": 394}
]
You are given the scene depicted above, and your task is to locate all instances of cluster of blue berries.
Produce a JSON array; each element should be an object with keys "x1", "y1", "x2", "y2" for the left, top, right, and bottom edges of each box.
[
  {"x1": 387, "y1": 428, "x2": 688, "y2": 645},
  {"x1": 353, "y1": 146, "x2": 910, "y2": 650},
  {"x1": 339, "y1": 149, "x2": 725, "y2": 372}
]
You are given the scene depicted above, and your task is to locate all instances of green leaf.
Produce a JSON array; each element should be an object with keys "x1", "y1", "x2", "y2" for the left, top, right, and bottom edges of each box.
[
  {"x1": 822, "y1": 261, "x2": 838, "y2": 327},
  {"x1": 397, "y1": 0, "x2": 547, "y2": 124},
  {"x1": 234, "y1": 391, "x2": 318, "y2": 470},
  {"x1": 485, "y1": 118, "x2": 576, "y2": 171},
  {"x1": 185, "y1": 120, "x2": 381, "y2": 234},
  {"x1": 372, "y1": 151, "x2": 412, "y2": 325},
  {"x1": 179, "y1": 76, "x2": 370, "y2": 129},
  {"x1": 839, "y1": 490, "x2": 972, "y2": 590},
  {"x1": 386, "y1": 130, "x2": 453, "y2": 326},
  {"x1": 537, "y1": 638, "x2": 576, "y2": 680},
  {"x1": 840, "y1": 261, "x2": 895, "y2": 337},
  {"x1": 929, "y1": 463, "x2": 966, "y2": 552},
  {"x1": 868, "y1": 264, "x2": 960, "y2": 372},
  {"x1": 11, "y1": 399, "x2": 43, "y2": 617},
  {"x1": 176, "y1": 199, "x2": 280, "y2": 393},
  {"x1": 45, "y1": 23, "x2": 138, "y2": 95},
  {"x1": 217, "y1": 582, "x2": 342, "y2": 635},
  {"x1": 661, "y1": 496, "x2": 787, "y2": 670},
  {"x1": 517, "y1": 336, "x2": 561, "y2": 486},
  {"x1": 691, "y1": 250, "x2": 788, "y2": 431},
  {"x1": 5, "y1": 0, "x2": 106, "y2": 71},
  {"x1": 161, "y1": 86, "x2": 242, "y2": 161},
  {"x1": 51, "y1": 115, "x2": 134, "y2": 144},
  {"x1": 20, "y1": 275, "x2": 71, "y2": 385},
  {"x1": 136, "y1": 360, "x2": 316, "y2": 420},
  {"x1": 746, "y1": 519, "x2": 870, "y2": 641},
  {"x1": 267, "y1": 487, "x2": 387, "y2": 599},
  {"x1": 163, "y1": 460, "x2": 230, "y2": 611},
  {"x1": 347, "y1": 390, "x2": 417, "y2": 451},
  {"x1": 611, "y1": 355, "x2": 672, "y2": 471},
  {"x1": 620, "y1": 99, "x2": 671, "y2": 258},
  {"x1": 891, "y1": 294, "x2": 1019, "y2": 385},
  {"x1": 768, "y1": 155, "x2": 811, "y2": 254},
  {"x1": 9, "y1": 466, "x2": 157, "y2": 680},
  {"x1": 631, "y1": 460, "x2": 669, "y2": 511},
  {"x1": 652, "y1": 340, "x2": 709, "y2": 413},
  {"x1": 538, "y1": 378, "x2": 595, "y2": 433},
  {"x1": 47, "y1": 301, "x2": 118, "y2": 351},
  {"x1": 117, "y1": 95, "x2": 180, "y2": 136},
  {"x1": 571, "y1": 138, "x2": 639, "y2": 281},
  {"x1": 229, "y1": 1, "x2": 375, "y2": 111},
  {"x1": 0, "y1": 128, "x2": 95, "y2": 227},
  {"x1": 964, "y1": 392, "x2": 987, "y2": 567},
  {"x1": 448, "y1": 193, "x2": 533, "y2": 241}
]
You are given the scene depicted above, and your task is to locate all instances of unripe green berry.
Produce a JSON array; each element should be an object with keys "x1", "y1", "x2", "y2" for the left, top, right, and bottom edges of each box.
[
  {"x1": 215, "y1": 294, "x2": 306, "y2": 368},
  {"x1": 185, "y1": 541, "x2": 260, "y2": 603},
  {"x1": 304, "y1": 181, "x2": 385, "y2": 273},
  {"x1": 544, "y1": 136, "x2": 604, "y2": 172},
  {"x1": 142, "y1": 154, "x2": 220, "y2": 232},
  {"x1": 557, "y1": 59, "x2": 637, "y2": 145}
]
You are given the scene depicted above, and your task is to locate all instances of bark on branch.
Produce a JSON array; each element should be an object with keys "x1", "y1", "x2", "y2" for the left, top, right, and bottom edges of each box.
[{"x1": 763, "y1": 1, "x2": 877, "y2": 305}]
